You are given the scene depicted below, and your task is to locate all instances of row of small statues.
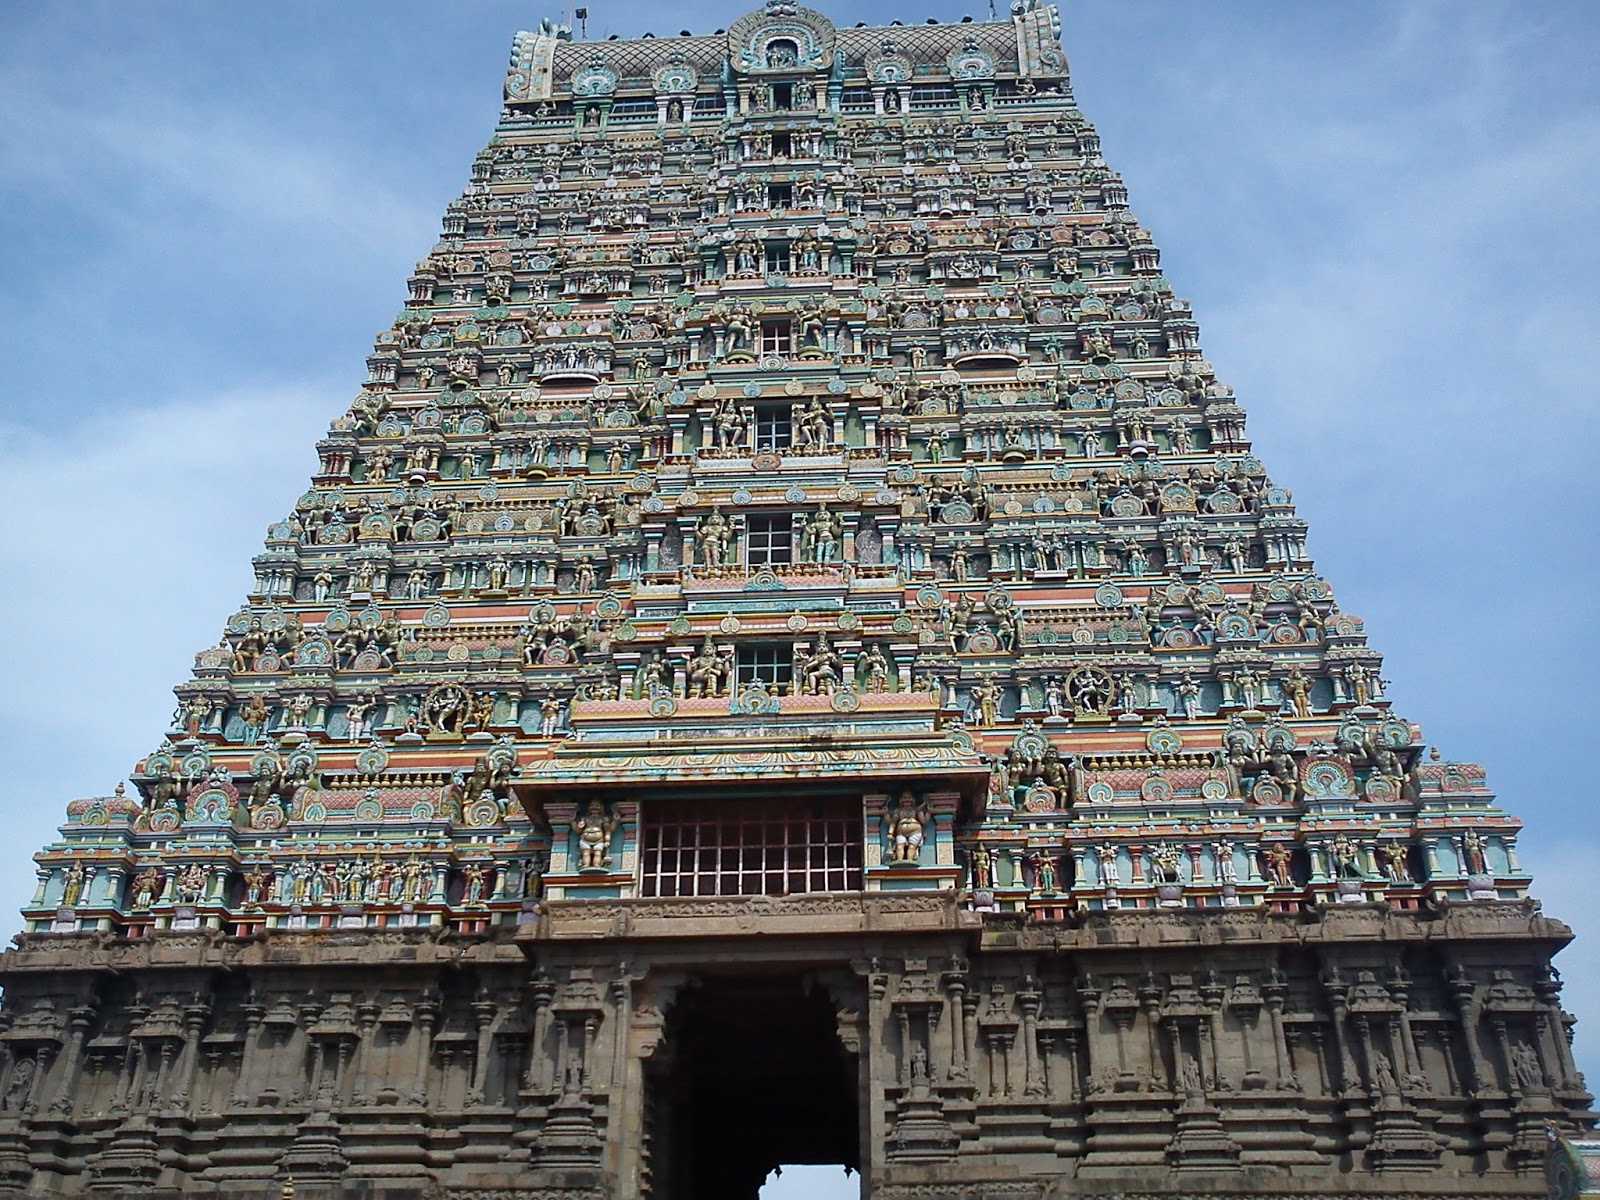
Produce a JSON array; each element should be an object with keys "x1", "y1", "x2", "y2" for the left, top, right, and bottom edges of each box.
[
  {"x1": 87, "y1": 855, "x2": 545, "y2": 912},
  {"x1": 192, "y1": 653, "x2": 1358, "y2": 760},
  {"x1": 501, "y1": 100, "x2": 1088, "y2": 170},
  {"x1": 963, "y1": 833, "x2": 1496, "y2": 894},
  {"x1": 52, "y1": 822, "x2": 1495, "y2": 912}
]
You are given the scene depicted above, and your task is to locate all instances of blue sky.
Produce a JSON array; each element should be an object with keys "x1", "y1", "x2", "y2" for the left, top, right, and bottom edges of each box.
[{"x1": 2, "y1": 4, "x2": 1597, "y2": 1187}]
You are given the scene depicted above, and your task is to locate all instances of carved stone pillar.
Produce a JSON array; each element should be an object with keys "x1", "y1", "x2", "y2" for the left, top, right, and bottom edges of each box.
[
  {"x1": 1537, "y1": 974, "x2": 1580, "y2": 1090},
  {"x1": 349, "y1": 1001, "x2": 380, "y2": 1104},
  {"x1": 1447, "y1": 966, "x2": 1490, "y2": 1093},
  {"x1": 469, "y1": 997, "x2": 497, "y2": 1106},
  {"x1": 1395, "y1": 1005, "x2": 1422, "y2": 1089},
  {"x1": 113, "y1": 1038, "x2": 140, "y2": 1114},
  {"x1": 411, "y1": 995, "x2": 438, "y2": 1105},
  {"x1": 1018, "y1": 980, "x2": 1043, "y2": 1098},
  {"x1": 45, "y1": 1006, "x2": 95, "y2": 1117},
  {"x1": 1323, "y1": 978, "x2": 1358, "y2": 1096},
  {"x1": 1076, "y1": 976, "x2": 1103, "y2": 1092},
  {"x1": 1139, "y1": 980, "x2": 1163, "y2": 1088},
  {"x1": 1490, "y1": 1017, "x2": 1515, "y2": 1096},
  {"x1": 230, "y1": 1004, "x2": 264, "y2": 1107},
  {"x1": 1263, "y1": 976, "x2": 1291, "y2": 1090},
  {"x1": 170, "y1": 1003, "x2": 209, "y2": 1111},
  {"x1": 941, "y1": 964, "x2": 969, "y2": 1083},
  {"x1": 524, "y1": 975, "x2": 556, "y2": 1093},
  {"x1": 1202, "y1": 976, "x2": 1226, "y2": 1088},
  {"x1": 333, "y1": 1037, "x2": 355, "y2": 1107},
  {"x1": 1163, "y1": 1021, "x2": 1184, "y2": 1094}
]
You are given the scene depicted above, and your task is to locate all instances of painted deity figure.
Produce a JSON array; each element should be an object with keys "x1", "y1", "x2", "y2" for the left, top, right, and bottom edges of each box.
[
  {"x1": 1098, "y1": 844, "x2": 1120, "y2": 887},
  {"x1": 1214, "y1": 842, "x2": 1238, "y2": 885},
  {"x1": 240, "y1": 694, "x2": 271, "y2": 744},
  {"x1": 175, "y1": 864, "x2": 209, "y2": 905},
  {"x1": 487, "y1": 556, "x2": 510, "y2": 592},
  {"x1": 401, "y1": 856, "x2": 426, "y2": 903},
  {"x1": 61, "y1": 861, "x2": 87, "y2": 908},
  {"x1": 574, "y1": 800, "x2": 616, "y2": 870},
  {"x1": 696, "y1": 506, "x2": 731, "y2": 568},
  {"x1": 462, "y1": 863, "x2": 493, "y2": 905},
  {"x1": 1031, "y1": 852, "x2": 1058, "y2": 894},
  {"x1": 1042, "y1": 677, "x2": 1066, "y2": 718},
  {"x1": 887, "y1": 791, "x2": 929, "y2": 864},
  {"x1": 797, "y1": 397, "x2": 830, "y2": 445},
  {"x1": 287, "y1": 692, "x2": 314, "y2": 730},
  {"x1": 798, "y1": 632, "x2": 843, "y2": 696},
  {"x1": 575, "y1": 555, "x2": 598, "y2": 593},
  {"x1": 971, "y1": 676, "x2": 1003, "y2": 727},
  {"x1": 1331, "y1": 835, "x2": 1363, "y2": 880},
  {"x1": 345, "y1": 692, "x2": 377, "y2": 743},
  {"x1": 524, "y1": 694, "x2": 555, "y2": 736},
  {"x1": 1345, "y1": 663, "x2": 1374, "y2": 706},
  {"x1": 948, "y1": 544, "x2": 970, "y2": 583},
  {"x1": 1382, "y1": 843, "x2": 1411, "y2": 884},
  {"x1": 243, "y1": 867, "x2": 271, "y2": 908},
  {"x1": 1175, "y1": 673, "x2": 1201, "y2": 719},
  {"x1": 969, "y1": 844, "x2": 994, "y2": 890},
  {"x1": 182, "y1": 696, "x2": 210, "y2": 736},
  {"x1": 801, "y1": 505, "x2": 841, "y2": 564},
  {"x1": 858, "y1": 644, "x2": 891, "y2": 693},
  {"x1": 1151, "y1": 845, "x2": 1183, "y2": 885},
  {"x1": 686, "y1": 636, "x2": 731, "y2": 698},
  {"x1": 1283, "y1": 667, "x2": 1313, "y2": 719}
]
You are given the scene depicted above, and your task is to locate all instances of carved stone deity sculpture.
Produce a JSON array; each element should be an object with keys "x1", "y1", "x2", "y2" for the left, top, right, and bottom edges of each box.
[
  {"x1": 574, "y1": 800, "x2": 617, "y2": 870},
  {"x1": 886, "y1": 791, "x2": 929, "y2": 864}
]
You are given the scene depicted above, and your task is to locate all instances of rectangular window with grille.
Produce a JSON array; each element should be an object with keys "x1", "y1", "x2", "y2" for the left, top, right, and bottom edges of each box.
[
  {"x1": 640, "y1": 794, "x2": 863, "y2": 896},
  {"x1": 764, "y1": 243, "x2": 791, "y2": 273},
  {"x1": 735, "y1": 641, "x2": 793, "y2": 688},
  {"x1": 759, "y1": 319, "x2": 792, "y2": 357},
  {"x1": 745, "y1": 512, "x2": 793, "y2": 566},
  {"x1": 753, "y1": 403, "x2": 792, "y2": 450},
  {"x1": 910, "y1": 84, "x2": 958, "y2": 109}
]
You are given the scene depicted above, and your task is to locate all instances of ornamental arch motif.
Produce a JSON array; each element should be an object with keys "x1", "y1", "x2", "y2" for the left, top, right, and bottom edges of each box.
[{"x1": 726, "y1": 2, "x2": 837, "y2": 74}]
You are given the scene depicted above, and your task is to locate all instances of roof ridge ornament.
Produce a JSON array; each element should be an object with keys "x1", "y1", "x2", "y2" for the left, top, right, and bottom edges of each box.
[{"x1": 728, "y1": 2, "x2": 836, "y2": 74}]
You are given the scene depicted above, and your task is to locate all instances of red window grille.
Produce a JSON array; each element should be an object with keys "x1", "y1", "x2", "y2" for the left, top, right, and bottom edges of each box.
[{"x1": 640, "y1": 795, "x2": 862, "y2": 897}]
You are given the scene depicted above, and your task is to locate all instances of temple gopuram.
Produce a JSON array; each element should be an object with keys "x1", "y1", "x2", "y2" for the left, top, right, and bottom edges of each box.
[{"x1": 1, "y1": 4, "x2": 1589, "y2": 1198}]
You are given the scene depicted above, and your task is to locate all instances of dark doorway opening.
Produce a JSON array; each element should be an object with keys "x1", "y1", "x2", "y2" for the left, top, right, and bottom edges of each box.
[{"x1": 645, "y1": 972, "x2": 860, "y2": 1200}]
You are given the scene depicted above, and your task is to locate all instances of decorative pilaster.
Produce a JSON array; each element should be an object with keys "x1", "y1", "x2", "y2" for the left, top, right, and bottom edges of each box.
[{"x1": 885, "y1": 969, "x2": 958, "y2": 1161}]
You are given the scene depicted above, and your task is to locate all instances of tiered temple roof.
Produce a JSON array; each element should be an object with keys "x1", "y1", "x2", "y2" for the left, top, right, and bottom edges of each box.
[
  {"x1": 22, "y1": 0, "x2": 1533, "y2": 938},
  {"x1": 2, "y1": 10, "x2": 1587, "y2": 1194}
]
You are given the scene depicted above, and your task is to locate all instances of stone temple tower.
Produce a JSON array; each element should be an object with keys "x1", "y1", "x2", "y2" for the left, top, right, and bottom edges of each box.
[{"x1": 1, "y1": 4, "x2": 1589, "y2": 1198}]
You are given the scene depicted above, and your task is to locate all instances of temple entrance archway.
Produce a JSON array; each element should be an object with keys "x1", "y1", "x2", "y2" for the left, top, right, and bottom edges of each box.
[{"x1": 644, "y1": 970, "x2": 861, "y2": 1200}]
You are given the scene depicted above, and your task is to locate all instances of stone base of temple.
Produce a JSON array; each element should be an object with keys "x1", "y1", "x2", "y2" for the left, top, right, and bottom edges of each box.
[{"x1": 0, "y1": 896, "x2": 1587, "y2": 1200}]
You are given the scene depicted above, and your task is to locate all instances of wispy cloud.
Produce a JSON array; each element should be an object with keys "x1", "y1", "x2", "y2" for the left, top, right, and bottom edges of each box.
[{"x1": 0, "y1": 87, "x2": 432, "y2": 255}]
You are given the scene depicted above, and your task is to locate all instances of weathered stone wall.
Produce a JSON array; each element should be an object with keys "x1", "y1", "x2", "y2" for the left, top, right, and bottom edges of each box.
[{"x1": 0, "y1": 897, "x2": 1586, "y2": 1198}]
